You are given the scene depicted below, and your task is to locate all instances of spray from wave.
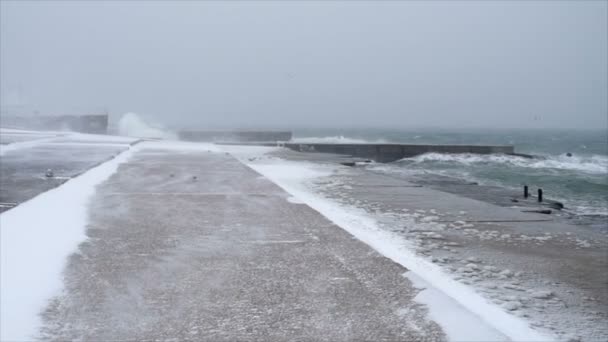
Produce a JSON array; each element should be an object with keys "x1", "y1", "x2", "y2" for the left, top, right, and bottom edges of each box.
[
  {"x1": 117, "y1": 112, "x2": 176, "y2": 140},
  {"x1": 291, "y1": 136, "x2": 387, "y2": 144}
]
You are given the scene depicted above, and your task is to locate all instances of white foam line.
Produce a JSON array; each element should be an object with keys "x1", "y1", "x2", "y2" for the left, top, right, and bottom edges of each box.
[
  {"x1": 244, "y1": 159, "x2": 553, "y2": 342},
  {"x1": 405, "y1": 271, "x2": 508, "y2": 341},
  {"x1": 0, "y1": 135, "x2": 63, "y2": 156},
  {"x1": 0, "y1": 146, "x2": 136, "y2": 341},
  {"x1": 137, "y1": 140, "x2": 221, "y2": 152},
  {"x1": 0, "y1": 128, "x2": 69, "y2": 135},
  {"x1": 44, "y1": 142, "x2": 132, "y2": 148}
]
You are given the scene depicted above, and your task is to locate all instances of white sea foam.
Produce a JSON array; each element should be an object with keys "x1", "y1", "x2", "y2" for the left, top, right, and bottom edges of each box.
[
  {"x1": 291, "y1": 135, "x2": 387, "y2": 144},
  {"x1": 404, "y1": 153, "x2": 608, "y2": 174}
]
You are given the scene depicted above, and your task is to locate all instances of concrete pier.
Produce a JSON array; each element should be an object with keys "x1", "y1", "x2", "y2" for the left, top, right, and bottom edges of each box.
[
  {"x1": 284, "y1": 143, "x2": 515, "y2": 162},
  {"x1": 39, "y1": 147, "x2": 445, "y2": 341},
  {"x1": 179, "y1": 130, "x2": 292, "y2": 143}
]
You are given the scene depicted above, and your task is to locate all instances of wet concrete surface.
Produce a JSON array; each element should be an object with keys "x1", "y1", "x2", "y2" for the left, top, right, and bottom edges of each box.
[
  {"x1": 264, "y1": 149, "x2": 608, "y2": 340},
  {"x1": 0, "y1": 139, "x2": 130, "y2": 212},
  {"x1": 40, "y1": 148, "x2": 445, "y2": 341}
]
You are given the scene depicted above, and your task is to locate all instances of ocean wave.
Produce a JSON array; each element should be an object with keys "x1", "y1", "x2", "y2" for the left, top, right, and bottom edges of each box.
[
  {"x1": 402, "y1": 153, "x2": 608, "y2": 174},
  {"x1": 569, "y1": 205, "x2": 608, "y2": 217},
  {"x1": 118, "y1": 112, "x2": 176, "y2": 139},
  {"x1": 291, "y1": 136, "x2": 387, "y2": 144}
]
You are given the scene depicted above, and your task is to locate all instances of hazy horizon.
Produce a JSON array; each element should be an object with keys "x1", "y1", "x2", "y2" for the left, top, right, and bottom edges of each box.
[{"x1": 1, "y1": 1, "x2": 607, "y2": 130}]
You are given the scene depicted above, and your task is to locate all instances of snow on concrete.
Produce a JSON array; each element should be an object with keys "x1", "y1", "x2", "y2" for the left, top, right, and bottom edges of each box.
[
  {"x1": 287, "y1": 196, "x2": 305, "y2": 204},
  {"x1": 0, "y1": 128, "x2": 67, "y2": 135},
  {"x1": 62, "y1": 132, "x2": 140, "y2": 144},
  {"x1": 224, "y1": 146, "x2": 552, "y2": 342},
  {"x1": 0, "y1": 139, "x2": 220, "y2": 340},
  {"x1": 0, "y1": 146, "x2": 136, "y2": 341},
  {"x1": 0, "y1": 130, "x2": 139, "y2": 156},
  {"x1": 137, "y1": 140, "x2": 221, "y2": 152},
  {"x1": 405, "y1": 272, "x2": 507, "y2": 341},
  {"x1": 0, "y1": 135, "x2": 62, "y2": 156}
]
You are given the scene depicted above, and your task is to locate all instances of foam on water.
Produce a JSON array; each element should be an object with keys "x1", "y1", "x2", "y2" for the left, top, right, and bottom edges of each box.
[
  {"x1": 406, "y1": 153, "x2": 608, "y2": 174},
  {"x1": 378, "y1": 152, "x2": 607, "y2": 222},
  {"x1": 291, "y1": 135, "x2": 387, "y2": 144},
  {"x1": 292, "y1": 129, "x2": 607, "y2": 226}
]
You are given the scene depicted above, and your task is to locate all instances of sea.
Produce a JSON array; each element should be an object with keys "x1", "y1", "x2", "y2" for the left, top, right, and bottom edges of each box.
[{"x1": 292, "y1": 128, "x2": 608, "y2": 230}]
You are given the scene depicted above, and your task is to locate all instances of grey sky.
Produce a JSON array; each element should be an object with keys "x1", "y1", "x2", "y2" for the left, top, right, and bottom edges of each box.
[{"x1": 1, "y1": 1, "x2": 606, "y2": 130}]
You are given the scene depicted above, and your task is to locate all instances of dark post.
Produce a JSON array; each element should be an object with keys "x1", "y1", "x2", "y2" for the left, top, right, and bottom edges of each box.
[
  {"x1": 524, "y1": 185, "x2": 529, "y2": 198},
  {"x1": 538, "y1": 188, "x2": 543, "y2": 202}
]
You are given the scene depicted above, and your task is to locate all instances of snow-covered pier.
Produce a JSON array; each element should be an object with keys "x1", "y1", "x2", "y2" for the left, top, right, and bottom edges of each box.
[{"x1": 1, "y1": 132, "x2": 605, "y2": 341}]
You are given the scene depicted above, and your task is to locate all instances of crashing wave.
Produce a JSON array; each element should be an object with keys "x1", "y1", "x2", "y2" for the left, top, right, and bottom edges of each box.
[{"x1": 117, "y1": 112, "x2": 175, "y2": 140}]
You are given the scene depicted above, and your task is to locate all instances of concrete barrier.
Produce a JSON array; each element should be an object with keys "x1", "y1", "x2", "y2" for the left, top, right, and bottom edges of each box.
[
  {"x1": 283, "y1": 143, "x2": 515, "y2": 162},
  {"x1": 179, "y1": 130, "x2": 292, "y2": 143}
]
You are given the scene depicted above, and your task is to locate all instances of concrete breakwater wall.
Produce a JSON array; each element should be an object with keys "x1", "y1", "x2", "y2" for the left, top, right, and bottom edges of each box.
[
  {"x1": 283, "y1": 143, "x2": 515, "y2": 163},
  {"x1": 179, "y1": 130, "x2": 292, "y2": 143}
]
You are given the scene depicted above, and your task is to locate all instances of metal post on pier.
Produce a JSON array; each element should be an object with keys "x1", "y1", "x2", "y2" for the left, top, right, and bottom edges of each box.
[
  {"x1": 524, "y1": 185, "x2": 529, "y2": 198},
  {"x1": 538, "y1": 189, "x2": 543, "y2": 202}
]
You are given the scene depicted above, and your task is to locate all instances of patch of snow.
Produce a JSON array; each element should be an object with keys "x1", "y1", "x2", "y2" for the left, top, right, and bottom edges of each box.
[
  {"x1": 0, "y1": 135, "x2": 61, "y2": 156},
  {"x1": 499, "y1": 269, "x2": 514, "y2": 278},
  {"x1": 530, "y1": 291, "x2": 554, "y2": 300},
  {"x1": 0, "y1": 147, "x2": 136, "y2": 341},
  {"x1": 139, "y1": 140, "x2": 220, "y2": 152},
  {"x1": 45, "y1": 142, "x2": 132, "y2": 148},
  {"x1": 503, "y1": 301, "x2": 523, "y2": 311},
  {"x1": 0, "y1": 128, "x2": 66, "y2": 135},
  {"x1": 406, "y1": 272, "x2": 508, "y2": 341},
  {"x1": 286, "y1": 196, "x2": 305, "y2": 204},
  {"x1": 63, "y1": 132, "x2": 139, "y2": 144},
  {"x1": 0, "y1": 130, "x2": 139, "y2": 156}
]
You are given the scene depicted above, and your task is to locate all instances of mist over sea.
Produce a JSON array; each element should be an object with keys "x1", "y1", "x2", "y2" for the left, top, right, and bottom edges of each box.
[{"x1": 293, "y1": 128, "x2": 608, "y2": 228}]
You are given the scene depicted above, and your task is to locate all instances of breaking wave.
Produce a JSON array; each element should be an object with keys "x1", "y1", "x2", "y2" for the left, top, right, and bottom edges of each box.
[
  {"x1": 118, "y1": 112, "x2": 175, "y2": 139},
  {"x1": 404, "y1": 153, "x2": 608, "y2": 175},
  {"x1": 291, "y1": 136, "x2": 387, "y2": 144}
]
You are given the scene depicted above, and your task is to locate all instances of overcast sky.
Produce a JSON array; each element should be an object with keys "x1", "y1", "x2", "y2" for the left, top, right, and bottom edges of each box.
[{"x1": 1, "y1": 1, "x2": 606, "y2": 130}]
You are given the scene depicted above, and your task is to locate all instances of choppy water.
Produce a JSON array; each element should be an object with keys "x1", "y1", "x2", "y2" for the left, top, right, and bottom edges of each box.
[{"x1": 293, "y1": 128, "x2": 608, "y2": 225}]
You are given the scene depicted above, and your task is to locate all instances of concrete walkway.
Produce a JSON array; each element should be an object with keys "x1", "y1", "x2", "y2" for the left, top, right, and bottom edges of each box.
[{"x1": 41, "y1": 148, "x2": 444, "y2": 341}]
